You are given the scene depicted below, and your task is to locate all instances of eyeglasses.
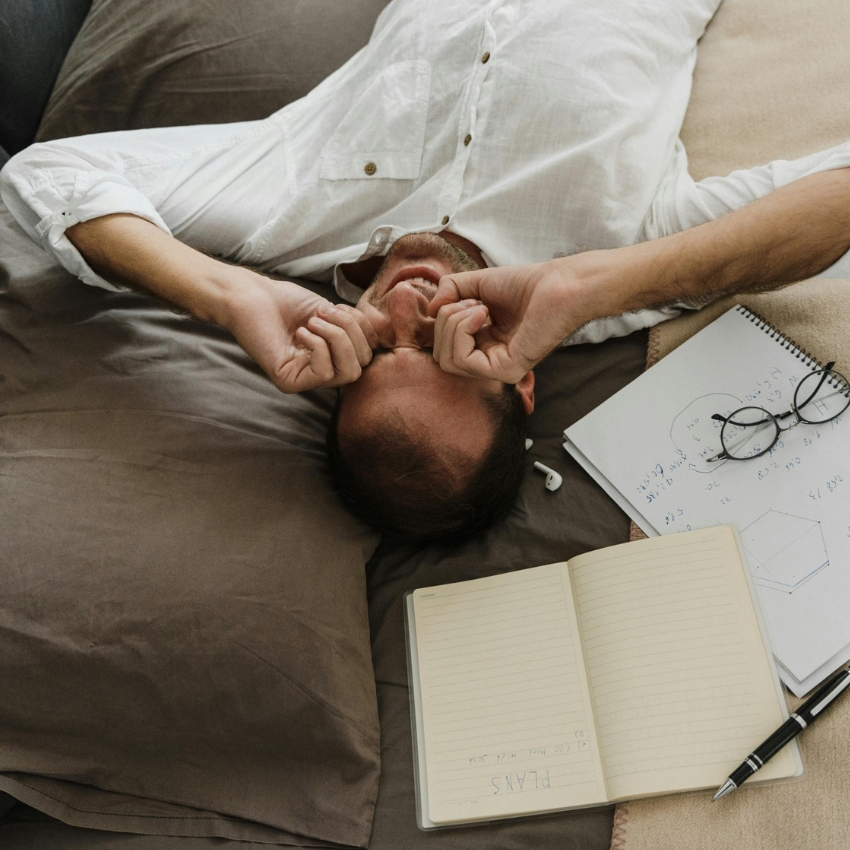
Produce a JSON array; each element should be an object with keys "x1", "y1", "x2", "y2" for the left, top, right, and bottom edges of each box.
[{"x1": 707, "y1": 361, "x2": 850, "y2": 463}]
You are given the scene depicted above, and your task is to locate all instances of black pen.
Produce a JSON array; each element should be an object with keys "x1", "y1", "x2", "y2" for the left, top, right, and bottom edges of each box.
[{"x1": 714, "y1": 664, "x2": 850, "y2": 800}]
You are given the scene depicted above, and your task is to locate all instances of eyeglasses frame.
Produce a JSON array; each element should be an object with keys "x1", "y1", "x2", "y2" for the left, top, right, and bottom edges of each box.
[{"x1": 706, "y1": 362, "x2": 849, "y2": 463}]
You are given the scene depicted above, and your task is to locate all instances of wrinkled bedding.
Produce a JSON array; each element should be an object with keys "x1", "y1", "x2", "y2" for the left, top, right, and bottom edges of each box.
[
  {"x1": 0, "y1": 0, "x2": 650, "y2": 844},
  {"x1": 0, "y1": 203, "x2": 645, "y2": 848}
]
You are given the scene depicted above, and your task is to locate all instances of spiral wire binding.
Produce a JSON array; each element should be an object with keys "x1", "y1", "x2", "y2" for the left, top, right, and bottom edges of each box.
[
  {"x1": 737, "y1": 304, "x2": 823, "y2": 369},
  {"x1": 736, "y1": 305, "x2": 849, "y2": 395}
]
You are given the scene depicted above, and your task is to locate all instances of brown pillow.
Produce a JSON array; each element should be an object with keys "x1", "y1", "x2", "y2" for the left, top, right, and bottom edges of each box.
[
  {"x1": 8, "y1": 1, "x2": 400, "y2": 843},
  {"x1": 0, "y1": 205, "x2": 381, "y2": 846},
  {"x1": 36, "y1": 0, "x2": 392, "y2": 142}
]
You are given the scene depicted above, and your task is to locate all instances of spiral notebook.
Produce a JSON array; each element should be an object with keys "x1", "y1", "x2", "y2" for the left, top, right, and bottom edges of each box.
[{"x1": 563, "y1": 305, "x2": 850, "y2": 697}]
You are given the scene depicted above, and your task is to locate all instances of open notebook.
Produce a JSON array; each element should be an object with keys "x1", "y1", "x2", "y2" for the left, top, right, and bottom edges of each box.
[{"x1": 405, "y1": 527, "x2": 801, "y2": 828}]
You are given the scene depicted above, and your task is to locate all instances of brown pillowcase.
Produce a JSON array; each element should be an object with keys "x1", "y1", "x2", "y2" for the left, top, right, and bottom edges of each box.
[
  {"x1": 36, "y1": 0, "x2": 391, "y2": 142},
  {"x1": 0, "y1": 206, "x2": 380, "y2": 846},
  {"x1": 9, "y1": 1, "x2": 400, "y2": 844}
]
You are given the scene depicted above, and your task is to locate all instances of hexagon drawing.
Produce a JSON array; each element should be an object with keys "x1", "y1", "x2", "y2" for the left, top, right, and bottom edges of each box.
[{"x1": 741, "y1": 510, "x2": 829, "y2": 593}]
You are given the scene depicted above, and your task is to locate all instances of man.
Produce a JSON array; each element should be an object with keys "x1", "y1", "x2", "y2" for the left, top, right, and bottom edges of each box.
[{"x1": 2, "y1": 0, "x2": 850, "y2": 541}]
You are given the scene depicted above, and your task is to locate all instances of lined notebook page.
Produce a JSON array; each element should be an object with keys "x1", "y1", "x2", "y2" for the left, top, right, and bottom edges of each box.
[
  {"x1": 412, "y1": 564, "x2": 608, "y2": 825},
  {"x1": 568, "y1": 527, "x2": 797, "y2": 801}
]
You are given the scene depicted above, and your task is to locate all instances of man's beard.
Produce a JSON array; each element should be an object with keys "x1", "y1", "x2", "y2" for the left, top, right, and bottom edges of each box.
[{"x1": 365, "y1": 232, "x2": 481, "y2": 308}]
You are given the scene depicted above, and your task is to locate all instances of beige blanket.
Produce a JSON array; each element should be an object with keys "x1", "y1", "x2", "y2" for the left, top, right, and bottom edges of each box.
[
  {"x1": 612, "y1": 282, "x2": 850, "y2": 850},
  {"x1": 613, "y1": 0, "x2": 850, "y2": 839}
]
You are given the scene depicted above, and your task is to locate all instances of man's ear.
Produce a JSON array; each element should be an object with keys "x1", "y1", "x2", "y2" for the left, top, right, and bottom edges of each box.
[{"x1": 515, "y1": 371, "x2": 535, "y2": 414}]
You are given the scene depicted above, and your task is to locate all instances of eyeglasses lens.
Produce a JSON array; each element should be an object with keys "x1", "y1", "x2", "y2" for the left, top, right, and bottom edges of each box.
[
  {"x1": 794, "y1": 368, "x2": 850, "y2": 424},
  {"x1": 720, "y1": 406, "x2": 779, "y2": 459}
]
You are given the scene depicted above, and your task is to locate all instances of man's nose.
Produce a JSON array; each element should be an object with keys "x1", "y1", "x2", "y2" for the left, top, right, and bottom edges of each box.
[{"x1": 386, "y1": 282, "x2": 435, "y2": 347}]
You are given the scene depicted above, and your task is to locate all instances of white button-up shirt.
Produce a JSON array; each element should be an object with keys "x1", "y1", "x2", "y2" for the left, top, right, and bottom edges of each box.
[{"x1": 2, "y1": 0, "x2": 849, "y2": 344}]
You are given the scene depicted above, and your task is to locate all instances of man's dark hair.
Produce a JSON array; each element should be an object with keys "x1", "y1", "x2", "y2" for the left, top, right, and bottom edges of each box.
[{"x1": 326, "y1": 385, "x2": 527, "y2": 543}]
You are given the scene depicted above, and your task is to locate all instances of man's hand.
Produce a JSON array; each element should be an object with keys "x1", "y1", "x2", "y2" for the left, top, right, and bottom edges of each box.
[
  {"x1": 428, "y1": 259, "x2": 589, "y2": 383},
  {"x1": 222, "y1": 277, "x2": 377, "y2": 393}
]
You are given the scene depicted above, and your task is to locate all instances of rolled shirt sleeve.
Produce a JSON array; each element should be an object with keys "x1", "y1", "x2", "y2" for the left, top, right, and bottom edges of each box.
[
  {"x1": 1, "y1": 148, "x2": 173, "y2": 291},
  {"x1": 0, "y1": 119, "x2": 285, "y2": 291}
]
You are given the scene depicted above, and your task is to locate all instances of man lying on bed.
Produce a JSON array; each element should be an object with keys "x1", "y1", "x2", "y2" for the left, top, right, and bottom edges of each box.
[{"x1": 2, "y1": 0, "x2": 850, "y2": 543}]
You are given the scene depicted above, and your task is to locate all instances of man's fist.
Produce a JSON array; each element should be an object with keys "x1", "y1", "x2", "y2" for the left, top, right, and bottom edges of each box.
[
  {"x1": 223, "y1": 276, "x2": 378, "y2": 393},
  {"x1": 428, "y1": 258, "x2": 590, "y2": 383}
]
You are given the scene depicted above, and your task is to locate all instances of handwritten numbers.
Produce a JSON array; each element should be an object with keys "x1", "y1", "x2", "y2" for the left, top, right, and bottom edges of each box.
[{"x1": 809, "y1": 477, "x2": 842, "y2": 500}]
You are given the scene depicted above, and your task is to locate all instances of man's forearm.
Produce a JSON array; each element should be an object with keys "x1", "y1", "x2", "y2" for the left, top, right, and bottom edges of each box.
[
  {"x1": 576, "y1": 168, "x2": 850, "y2": 320},
  {"x1": 65, "y1": 213, "x2": 378, "y2": 394},
  {"x1": 66, "y1": 213, "x2": 256, "y2": 326}
]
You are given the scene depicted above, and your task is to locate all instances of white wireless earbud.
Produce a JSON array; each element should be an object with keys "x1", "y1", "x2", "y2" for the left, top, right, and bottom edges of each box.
[
  {"x1": 533, "y1": 461, "x2": 562, "y2": 492},
  {"x1": 525, "y1": 438, "x2": 534, "y2": 451}
]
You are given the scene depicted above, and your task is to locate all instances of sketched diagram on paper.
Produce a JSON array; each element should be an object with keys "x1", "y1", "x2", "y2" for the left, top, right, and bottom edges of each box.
[
  {"x1": 740, "y1": 510, "x2": 829, "y2": 593},
  {"x1": 669, "y1": 394, "x2": 830, "y2": 594},
  {"x1": 669, "y1": 392, "x2": 743, "y2": 475}
]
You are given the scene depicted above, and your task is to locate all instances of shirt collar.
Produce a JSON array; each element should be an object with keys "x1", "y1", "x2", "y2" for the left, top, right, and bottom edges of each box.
[{"x1": 333, "y1": 223, "x2": 445, "y2": 302}]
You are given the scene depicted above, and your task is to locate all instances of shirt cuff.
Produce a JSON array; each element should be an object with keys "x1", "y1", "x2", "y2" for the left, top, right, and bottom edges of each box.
[
  {"x1": 5, "y1": 166, "x2": 173, "y2": 292},
  {"x1": 563, "y1": 306, "x2": 684, "y2": 345}
]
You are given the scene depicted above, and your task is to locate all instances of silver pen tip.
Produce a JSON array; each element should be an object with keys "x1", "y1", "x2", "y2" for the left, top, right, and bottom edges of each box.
[{"x1": 713, "y1": 780, "x2": 737, "y2": 801}]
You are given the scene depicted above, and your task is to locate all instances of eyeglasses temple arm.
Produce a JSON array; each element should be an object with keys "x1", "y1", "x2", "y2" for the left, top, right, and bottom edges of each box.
[{"x1": 795, "y1": 362, "x2": 837, "y2": 411}]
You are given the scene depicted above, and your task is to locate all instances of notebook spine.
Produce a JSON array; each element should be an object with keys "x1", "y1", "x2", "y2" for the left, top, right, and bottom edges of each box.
[{"x1": 736, "y1": 305, "x2": 823, "y2": 371}]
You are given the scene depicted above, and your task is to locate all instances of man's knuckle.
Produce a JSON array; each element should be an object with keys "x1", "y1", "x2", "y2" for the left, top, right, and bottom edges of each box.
[{"x1": 325, "y1": 331, "x2": 347, "y2": 348}]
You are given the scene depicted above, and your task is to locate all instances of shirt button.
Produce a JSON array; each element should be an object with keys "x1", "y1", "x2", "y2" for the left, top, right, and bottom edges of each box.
[
  {"x1": 464, "y1": 134, "x2": 472, "y2": 146},
  {"x1": 441, "y1": 216, "x2": 450, "y2": 225},
  {"x1": 364, "y1": 162, "x2": 377, "y2": 176},
  {"x1": 481, "y1": 52, "x2": 490, "y2": 63}
]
